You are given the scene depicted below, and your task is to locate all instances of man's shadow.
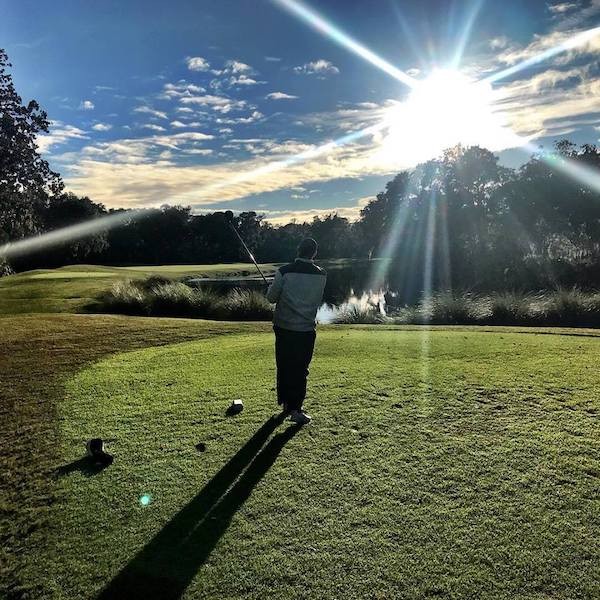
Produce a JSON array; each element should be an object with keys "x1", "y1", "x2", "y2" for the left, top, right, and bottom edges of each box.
[{"x1": 97, "y1": 415, "x2": 301, "y2": 600}]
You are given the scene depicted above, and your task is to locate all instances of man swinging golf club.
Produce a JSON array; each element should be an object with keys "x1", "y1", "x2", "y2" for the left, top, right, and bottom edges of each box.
[{"x1": 266, "y1": 238, "x2": 326, "y2": 424}]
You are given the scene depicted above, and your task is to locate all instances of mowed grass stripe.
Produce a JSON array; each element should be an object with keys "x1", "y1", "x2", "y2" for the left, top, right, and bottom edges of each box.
[{"x1": 24, "y1": 328, "x2": 600, "y2": 600}]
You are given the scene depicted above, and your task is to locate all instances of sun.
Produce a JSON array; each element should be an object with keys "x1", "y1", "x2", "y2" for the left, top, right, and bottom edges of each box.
[{"x1": 375, "y1": 68, "x2": 520, "y2": 166}]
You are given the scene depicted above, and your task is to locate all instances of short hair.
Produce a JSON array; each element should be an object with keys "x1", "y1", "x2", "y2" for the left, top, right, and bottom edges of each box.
[{"x1": 297, "y1": 237, "x2": 318, "y2": 259}]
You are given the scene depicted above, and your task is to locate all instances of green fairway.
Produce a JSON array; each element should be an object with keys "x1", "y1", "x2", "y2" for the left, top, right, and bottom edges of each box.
[
  {"x1": 0, "y1": 264, "x2": 278, "y2": 315},
  {"x1": 9, "y1": 320, "x2": 600, "y2": 599}
]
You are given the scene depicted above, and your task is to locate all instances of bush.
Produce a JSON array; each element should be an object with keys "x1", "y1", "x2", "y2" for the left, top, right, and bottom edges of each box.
[
  {"x1": 216, "y1": 289, "x2": 273, "y2": 321},
  {"x1": 333, "y1": 304, "x2": 386, "y2": 324},
  {"x1": 97, "y1": 278, "x2": 273, "y2": 321},
  {"x1": 389, "y1": 305, "x2": 426, "y2": 325},
  {"x1": 148, "y1": 282, "x2": 200, "y2": 317},
  {"x1": 101, "y1": 280, "x2": 149, "y2": 315},
  {"x1": 537, "y1": 287, "x2": 600, "y2": 327},
  {"x1": 140, "y1": 274, "x2": 173, "y2": 291},
  {"x1": 0, "y1": 259, "x2": 13, "y2": 278},
  {"x1": 486, "y1": 292, "x2": 535, "y2": 325},
  {"x1": 420, "y1": 292, "x2": 485, "y2": 325}
]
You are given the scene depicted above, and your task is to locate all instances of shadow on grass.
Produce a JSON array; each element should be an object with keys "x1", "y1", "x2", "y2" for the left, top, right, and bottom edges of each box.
[
  {"x1": 97, "y1": 415, "x2": 300, "y2": 600},
  {"x1": 55, "y1": 457, "x2": 110, "y2": 478}
]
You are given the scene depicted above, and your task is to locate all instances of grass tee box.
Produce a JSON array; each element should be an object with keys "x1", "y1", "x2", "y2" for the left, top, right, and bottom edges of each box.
[{"x1": 12, "y1": 322, "x2": 600, "y2": 600}]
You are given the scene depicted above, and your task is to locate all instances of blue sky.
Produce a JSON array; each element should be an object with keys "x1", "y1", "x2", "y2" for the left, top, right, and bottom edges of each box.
[{"x1": 2, "y1": 0, "x2": 599, "y2": 222}]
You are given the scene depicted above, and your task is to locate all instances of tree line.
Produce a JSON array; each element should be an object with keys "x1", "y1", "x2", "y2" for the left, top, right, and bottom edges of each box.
[{"x1": 2, "y1": 47, "x2": 600, "y2": 293}]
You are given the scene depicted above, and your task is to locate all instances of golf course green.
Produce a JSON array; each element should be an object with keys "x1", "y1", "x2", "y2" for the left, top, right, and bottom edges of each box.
[{"x1": 3, "y1": 301, "x2": 600, "y2": 598}]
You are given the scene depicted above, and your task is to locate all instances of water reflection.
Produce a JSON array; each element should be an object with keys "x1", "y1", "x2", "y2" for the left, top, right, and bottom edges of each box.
[
  {"x1": 187, "y1": 260, "x2": 418, "y2": 321},
  {"x1": 317, "y1": 289, "x2": 387, "y2": 323}
]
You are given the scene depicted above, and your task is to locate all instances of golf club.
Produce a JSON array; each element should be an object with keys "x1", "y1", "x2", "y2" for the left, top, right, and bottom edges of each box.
[{"x1": 228, "y1": 220, "x2": 269, "y2": 285}]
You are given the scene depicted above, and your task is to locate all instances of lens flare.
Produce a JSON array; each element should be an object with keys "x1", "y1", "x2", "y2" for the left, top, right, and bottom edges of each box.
[
  {"x1": 0, "y1": 210, "x2": 147, "y2": 260},
  {"x1": 273, "y1": 0, "x2": 417, "y2": 88},
  {"x1": 139, "y1": 494, "x2": 152, "y2": 507},
  {"x1": 451, "y1": 0, "x2": 484, "y2": 69},
  {"x1": 485, "y1": 26, "x2": 600, "y2": 84},
  {"x1": 516, "y1": 138, "x2": 600, "y2": 194}
]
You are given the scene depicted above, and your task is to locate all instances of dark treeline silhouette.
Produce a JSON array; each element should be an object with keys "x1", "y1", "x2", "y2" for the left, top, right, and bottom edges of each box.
[
  {"x1": 2, "y1": 47, "x2": 600, "y2": 292},
  {"x1": 6, "y1": 142, "x2": 600, "y2": 296}
]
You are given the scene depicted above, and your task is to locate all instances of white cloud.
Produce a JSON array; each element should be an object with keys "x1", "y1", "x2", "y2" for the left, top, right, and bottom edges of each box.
[
  {"x1": 185, "y1": 148, "x2": 213, "y2": 155},
  {"x1": 225, "y1": 60, "x2": 253, "y2": 73},
  {"x1": 63, "y1": 128, "x2": 391, "y2": 209},
  {"x1": 36, "y1": 121, "x2": 88, "y2": 153},
  {"x1": 477, "y1": 23, "x2": 600, "y2": 139},
  {"x1": 294, "y1": 59, "x2": 340, "y2": 77},
  {"x1": 489, "y1": 36, "x2": 510, "y2": 50},
  {"x1": 497, "y1": 27, "x2": 600, "y2": 68},
  {"x1": 211, "y1": 60, "x2": 254, "y2": 77},
  {"x1": 497, "y1": 74, "x2": 600, "y2": 137},
  {"x1": 75, "y1": 131, "x2": 215, "y2": 168},
  {"x1": 78, "y1": 100, "x2": 95, "y2": 110},
  {"x1": 208, "y1": 60, "x2": 265, "y2": 89},
  {"x1": 186, "y1": 56, "x2": 210, "y2": 71},
  {"x1": 266, "y1": 91, "x2": 298, "y2": 100},
  {"x1": 180, "y1": 94, "x2": 248, "y2": 113},
  {"x1": 256, "y1": 197, "x2": 372, "y2": 224},
  {"x1": 171, "y1": 120, "x2": 203, "y2": 128},
  {"x1": 548, "y1": 2, "x2": 578, "y2": 15},
  {"x1": 160, "y1": 81, "x2": 206, "y2": 99},
  {"x1": 229, "y1": 74, "x2": 265, "y2": 86},
  {"x1": 91, "y1": 123, "x2": 112, "y2": 132},
  {"x1": 141, "y1": 124, "x2": 166, "y2": 132},
  {"x1": 265, "y1": 56, "x2": 282, "y2": 62},
  {"x1": 134, "y1": 105, "x2": 168, "y2": 119},
  {"x1": 215, "y1": 110, "x2": 264, "y2": 124}
]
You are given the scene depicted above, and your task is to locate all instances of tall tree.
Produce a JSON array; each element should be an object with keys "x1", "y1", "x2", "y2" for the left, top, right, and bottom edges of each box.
[{"x1": 0, "y1": 48, "x2": 63, "y2": 258}]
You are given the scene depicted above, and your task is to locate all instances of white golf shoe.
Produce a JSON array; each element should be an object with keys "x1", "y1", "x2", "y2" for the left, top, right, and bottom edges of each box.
[{"x1": 289, "y1": 410, "x2": 312, "y2": 425}]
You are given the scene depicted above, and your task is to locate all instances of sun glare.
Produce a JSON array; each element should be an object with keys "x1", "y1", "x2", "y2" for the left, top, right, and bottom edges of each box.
[{"x1": 376, "y1": 69, "x2": 520, "y2": 166}]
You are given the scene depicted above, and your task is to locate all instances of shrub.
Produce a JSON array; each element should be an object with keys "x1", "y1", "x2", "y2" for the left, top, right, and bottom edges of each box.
[
  {"x1": 389, "y1": 305, "x2": 426, "y2": 325},
  {"x1": 486, "y1": 292, "x2": 535, "y2": 325},
  {"x1": 147, "y1": 282, "x2": 199, "y2": 317},
  {"x1": 101, "y1": 280, "x2": 149, "y2": 315},
  {"x1": 0, "y1": 259, "x2": 13, "y2": 278},
  {"x1": 420, "y1": 292, "x2": 484, "y2": 325},
  {"x1": 217, "y1": 289, "x2": 273, "y2": 321},
  {"x1": 333, "y1": 304, "x2": 386, "y2": 324},
  {"x1": 537, "y1": 287, "x2": 599, "y2": 327},
  {"x1": 140, "y1": 274, "x2": 173, "y2": 291}
]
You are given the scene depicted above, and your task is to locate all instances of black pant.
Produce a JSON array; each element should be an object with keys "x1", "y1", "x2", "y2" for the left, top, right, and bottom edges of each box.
[{"x1": 274, "y1": 326, "x2": 316, "y2": 411}]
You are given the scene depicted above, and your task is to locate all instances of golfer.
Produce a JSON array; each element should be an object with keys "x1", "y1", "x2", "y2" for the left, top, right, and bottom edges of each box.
[{"x1": 266, "y1": 238, "x2": 326, "y2": 424}]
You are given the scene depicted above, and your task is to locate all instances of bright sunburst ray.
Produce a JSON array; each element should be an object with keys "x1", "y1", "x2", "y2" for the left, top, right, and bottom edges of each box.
[
  {"x1": 272, "y1": 0, "x2": 418, "y2": 88},
  {"x1": 484, "y1": 26, "x2": 600, "y2": 84},
  {"x1": 388, "y1": 0, "x2": 427, "y2": 70},
  {"x1": 451, "y1": 0, "x2": 485, "y2": 69},
  {"x1": 0, "y1": 210, "x2": 147, "y2": 260},
  {"x1": 416, "y1": 191, "x2": 439, "y2": 415}
]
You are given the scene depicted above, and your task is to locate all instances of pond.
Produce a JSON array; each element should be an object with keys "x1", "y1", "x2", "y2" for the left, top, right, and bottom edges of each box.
[{"x1": 187, "y1": 259, "x2": 425, "y2": 322}]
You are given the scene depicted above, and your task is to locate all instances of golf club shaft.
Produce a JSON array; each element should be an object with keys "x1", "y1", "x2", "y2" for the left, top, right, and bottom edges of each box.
[{"x1": 228, "y1": 222, "x2": 269, "y2": 285}]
